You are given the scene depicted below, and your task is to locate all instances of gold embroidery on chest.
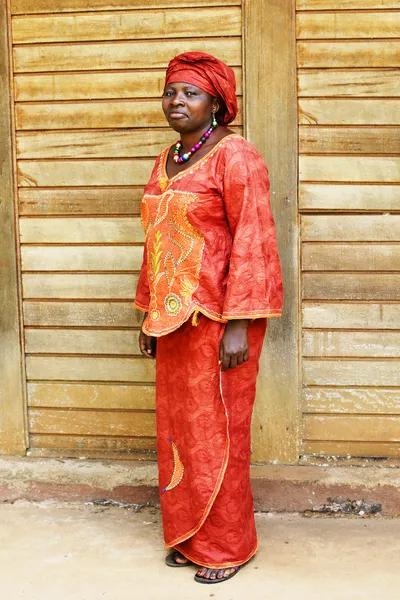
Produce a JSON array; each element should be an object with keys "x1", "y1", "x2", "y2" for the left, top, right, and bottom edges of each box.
[{"x1": 142, "y1": 190, "x2": 205, "y2": 323}]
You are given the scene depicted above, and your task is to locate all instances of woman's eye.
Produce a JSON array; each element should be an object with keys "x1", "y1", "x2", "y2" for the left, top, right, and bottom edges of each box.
[
  {"x1": 186, "y1": 91, "x2": 196, "y2": 96},
  {"x1": 164, "y1": 91, "x2": 174, "y2": 97}
]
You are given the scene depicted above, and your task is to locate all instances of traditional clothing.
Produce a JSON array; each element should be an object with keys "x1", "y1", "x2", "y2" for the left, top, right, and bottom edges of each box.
[
  {"x1": 134, "y1": 52, "x2": 283, "y2": 570},
  {"x1": 135, "y1": 136, "x2": 282, "y2": 336}
]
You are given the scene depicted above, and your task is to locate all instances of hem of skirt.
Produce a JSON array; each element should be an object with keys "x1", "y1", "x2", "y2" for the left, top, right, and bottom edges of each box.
[
  {"x1": 171, "y1": 541, "x2": 259, "y2": 570},
  {"x1": 164, "y1": 370, "x2": 230, "y2": 548},
  {"x1": 141, "y1": 304, "x2": 227, "y2": 338}
]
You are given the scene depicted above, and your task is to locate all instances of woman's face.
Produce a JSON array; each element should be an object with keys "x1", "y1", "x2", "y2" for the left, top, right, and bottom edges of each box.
[{"x1": 162, "y1": 82, "x2": 217, "y2": 134}]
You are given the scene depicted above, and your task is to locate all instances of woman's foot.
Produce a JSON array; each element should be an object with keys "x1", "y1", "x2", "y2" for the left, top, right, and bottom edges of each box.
[
  {"x1": 165, "y1": 551, "x2": 193, "y2": 567},
  {"x1": 194, "y1": 566, "x2": 239, "y2": 583}
]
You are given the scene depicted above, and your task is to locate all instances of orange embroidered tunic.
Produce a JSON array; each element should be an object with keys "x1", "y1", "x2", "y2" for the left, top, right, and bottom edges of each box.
[{"x1": 134, "y1": 134, "x2": 283, "y2": 336}]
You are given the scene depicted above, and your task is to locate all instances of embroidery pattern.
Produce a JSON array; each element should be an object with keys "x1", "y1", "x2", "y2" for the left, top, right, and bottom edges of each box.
[
  {"x1": 163, "y1": 440, "x2": 184, "y2": 493},
  {"x1": 142, "y1": 189, "x2": 205, "y2": 330}
]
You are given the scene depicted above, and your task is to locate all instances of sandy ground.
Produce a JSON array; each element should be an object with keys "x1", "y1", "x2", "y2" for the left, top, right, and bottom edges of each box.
[{"x1": 0, "y1": 501, "x2": 399, "y2": 600}]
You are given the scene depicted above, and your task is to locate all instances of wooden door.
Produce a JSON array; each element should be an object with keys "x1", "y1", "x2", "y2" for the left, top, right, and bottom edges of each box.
[{"x1": 1, "y1": 0, "x2": 298, "y2": 462}]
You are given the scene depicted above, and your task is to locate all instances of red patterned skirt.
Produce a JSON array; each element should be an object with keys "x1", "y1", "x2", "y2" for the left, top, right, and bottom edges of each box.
[{"x1": 155, "y1": 315, "x2": 267, "y2": 569}]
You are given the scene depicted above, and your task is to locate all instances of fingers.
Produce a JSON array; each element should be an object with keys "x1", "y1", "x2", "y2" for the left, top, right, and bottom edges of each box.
[
  {"x1": 139, "y1": 331, "x2": 155, "y2": 359},
  {"x1": 221, "y1": 351, "x2": 231, "y2": 372},
  {"x1": 220, "y1": 348, "x2": 249, "y2": 371}
]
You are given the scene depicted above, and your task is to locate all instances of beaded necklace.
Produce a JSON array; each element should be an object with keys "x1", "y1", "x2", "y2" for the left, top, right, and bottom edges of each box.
[{"x1": 173, "y1": 115, "x2": 218, "y2": 164}]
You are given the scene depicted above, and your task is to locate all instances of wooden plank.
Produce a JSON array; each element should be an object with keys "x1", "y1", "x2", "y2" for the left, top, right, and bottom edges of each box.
[
  {"x1": 16, "y1": 129, "x2": 176, "y2": 159},
  {"x1": 298, "y1": 69, "x2": 400, "y2": 98},
  {"x1": 12, "y1": 7, "x2": 241, "y2": 43},
  {"x1": 303, "y1": 387, "x2": 400, "y2": 414},
  {"x1": 28, "y1": 382, "x2": 155, "y2": 409},
  {"x1": 302, "y1": 215, "x2": 400, "y2": 241},
  {"x1": 13, "y1": 38, "x2": 241, "y2": 73},
  {"x1": 14, "y1": 68, "x2": 243, "y2": 102},
  {"x1": 17, "y1": 127, "x2": 242, "y2": 159},
  {"x1": 23, "y1": 301, "x2": 142, "y2": 327},
  {"x1": 302, "y1": 243, "x2": 400, "y2": 271},
  {"x1": 299, "y1": 126, "x2": 400, "y2": 155},
  {"x1": 26, "y1": 356, "x2": 155, "y2": 382},
  {"x1": 245, "y1": 0, "x2": 299, "y2": 463},
  {"x1": 297, "y1": 0, "x2": 400, "y2": 9},
  {"x1": 19, "y1": 188, "x2": 144, "y2": 216},
  {"x1": 15, "y1": 99, "x2": 243, "y2": 131},
  {"x1": 0, "y1": 0, "x2": 26, "y2": 453},
  {"x1": 303, "y1": 359, "x2": 400, "y2": 387},
  {"x1": 20, "y1": 217, "x2": 144, "y2": 243},
  {"x1": 303, "y1": 303, "x2": 400, "y2": 330},
  {"x1": 299, "y1": 184, "x2": 400, "y2": 212},
  {"x1": 11, "y1": 0, "x2": 242, "y2": 14},
  {"x1": 303, "y1": 440, "x2": 400, "y2": 458},
  {"x1": 303, "y1": 331, "x2": 400, "y2": 358},
  {"x1": 303, "y1": 273, "x2": 400, "y2": 300},
  {"x1": 298, "y1": 41, "x2": 400, "y2": 68},
  {"x1": 21, "y1": 246, "x2": 143, "y2": 272},
  {"x1": 29, "y1": 434, "x2": 156, "y2": 453},
  {"x1": 27, "y1": 447, "x2": 156, "y2": 459},
  {"x1": 16, "y1": 100, "x2": 169, "y2": 131},
  {"x1": 304, "y1": 414, "x2": 400, "y2": 442},
  {"x1": 299, "y1": 99, "x2": 400, "y2": 125},
  {"x1": 22, "y1": 274, "x2": 138, "y2": 299},
  {"x1": 300, "y1": 156, "x2": 400, "y2": 183},
  {"x1": 26, "y1": 329, "x2": 141, "y2": 355},
  {"x1": 297, "y1": 12, "x2": 400, "y2": 39},
  {"x1": 18, "y1": 159, "x2": 154, "y2": 187},
  {"x1": 28, "y1": 408, "x2": 156, "y2": 435}
]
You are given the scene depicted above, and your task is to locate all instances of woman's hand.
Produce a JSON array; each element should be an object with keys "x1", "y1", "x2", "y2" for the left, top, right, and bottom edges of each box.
[
  {"x1": 139, "y1": 315, "x2": 157, "y2": 358},
  {"x1": 219, "y1": 319, "x2": 250, "y2": 372}
]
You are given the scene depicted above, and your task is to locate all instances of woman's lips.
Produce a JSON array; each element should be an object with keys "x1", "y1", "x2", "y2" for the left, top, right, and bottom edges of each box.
[{"x1": 169, "y1": 112, "x2": 186, "y2": 119}]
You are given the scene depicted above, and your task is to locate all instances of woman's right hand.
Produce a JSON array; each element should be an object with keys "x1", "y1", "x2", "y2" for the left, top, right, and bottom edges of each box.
[{"x1": 139, "y1": 329, "x2": 157, "y2": 359}]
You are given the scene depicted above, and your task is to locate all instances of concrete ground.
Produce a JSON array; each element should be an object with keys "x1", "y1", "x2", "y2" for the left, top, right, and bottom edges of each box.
[{"x1": 0, "y1": 502, "x2": 399, "y2": 600}]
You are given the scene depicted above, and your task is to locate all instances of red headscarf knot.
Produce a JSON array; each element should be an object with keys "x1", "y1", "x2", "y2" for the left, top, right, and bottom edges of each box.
[{"x1": 165, "y1": 52, "x2": 238, "y2": 125}]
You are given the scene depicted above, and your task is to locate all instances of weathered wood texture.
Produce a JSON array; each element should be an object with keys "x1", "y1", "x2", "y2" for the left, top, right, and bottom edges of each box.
[
  {"x1": 11, "y1": 0, "x2": 241, "y2": 13},
  {"x1": 0, "y1": 1, "x2": 26, "y2": 454},
  {"x1": 15, "y1": 69, "x2": 243, "y2": 102},
  {"x1": 8, "y1": 0, "x2": 244, "y2": 457},
  {"x1": 12, "y1": 8, "x2": 241, "y2": 43},
  {"x1": 245, "y1": 0, "x2": 299, "y2": 463},
  {"x1": 297, "y1": 2, "x2": 400, "y2": 458}
]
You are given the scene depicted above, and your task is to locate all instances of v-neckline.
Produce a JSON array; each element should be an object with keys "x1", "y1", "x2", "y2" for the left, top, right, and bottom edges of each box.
[{"x1": 160, "y1": 134, "x2": 240, "y2": 188}]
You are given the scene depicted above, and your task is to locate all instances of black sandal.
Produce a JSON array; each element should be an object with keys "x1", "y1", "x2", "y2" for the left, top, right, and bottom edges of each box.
[
  {"x1": 165, "y1": 551, "x2": 194, "y2": 568},
  {"x1": 194, "y1": 565, "x2": 240, "y2": 584}
]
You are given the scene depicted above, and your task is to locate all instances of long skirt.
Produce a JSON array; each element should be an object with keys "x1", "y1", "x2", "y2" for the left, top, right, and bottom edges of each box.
[{"x1": 155, "y1": 314, "x2": 267, "y2": 569}]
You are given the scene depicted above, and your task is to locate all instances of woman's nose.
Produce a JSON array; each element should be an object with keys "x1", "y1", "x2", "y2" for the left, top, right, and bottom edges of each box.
[{"x1": 171, "y1": 93, "x2": 185, "y2": 105}]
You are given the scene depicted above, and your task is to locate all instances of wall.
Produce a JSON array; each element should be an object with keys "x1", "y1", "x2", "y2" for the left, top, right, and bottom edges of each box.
[{"x1": 297, "y1": 0, "x2": 400, "y2": 457}]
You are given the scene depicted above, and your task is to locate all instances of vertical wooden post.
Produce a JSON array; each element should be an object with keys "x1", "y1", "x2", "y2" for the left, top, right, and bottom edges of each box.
[
  {"x1": 244, "y1": 0, "x2": 299, "y2": 462},
  {"x1": 0, "y1": 1, "x2": 27, "y2": 454}
]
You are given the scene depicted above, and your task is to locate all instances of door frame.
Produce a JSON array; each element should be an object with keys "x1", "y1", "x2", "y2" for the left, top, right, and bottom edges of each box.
[
  {"x1": 244, "y1": 0, "x2": 300, "y2": 463},
  {"x1": 0, "y1": 0, "x2": 27, "y2": 455}
]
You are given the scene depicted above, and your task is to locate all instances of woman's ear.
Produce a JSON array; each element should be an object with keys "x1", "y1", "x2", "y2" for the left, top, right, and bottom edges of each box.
[{"x1": 212, "y1": 99, "x2": 220, "y2": 114}]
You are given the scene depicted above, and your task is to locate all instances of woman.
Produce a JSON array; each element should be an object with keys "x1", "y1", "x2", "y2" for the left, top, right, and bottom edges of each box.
[{"x1": 135, "y1": 52, "x2": 283, "y2": 584}]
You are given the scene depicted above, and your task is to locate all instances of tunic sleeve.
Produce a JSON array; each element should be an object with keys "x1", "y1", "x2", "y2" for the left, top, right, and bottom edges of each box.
[
  {"x1": 134, "y1": 243, "x2": 150, "y2": 312},
  {"x1": 220, "y1": 143, "x2": 283, "y2": 320}
]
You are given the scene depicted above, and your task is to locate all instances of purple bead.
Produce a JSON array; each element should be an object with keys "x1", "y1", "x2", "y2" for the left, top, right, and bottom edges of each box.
[
  {"x1": 204, "y1": 132, "x2": 210, "y2": 138},
  {"x1": 195, "y1": 143, "x2": 201, "y2": 149},
  {"x1": 201, "y1": 136, "x2": 206, "y2": 142},
  {"x1": 190, "y1": 147, "x2": 196, "y2": 153}
]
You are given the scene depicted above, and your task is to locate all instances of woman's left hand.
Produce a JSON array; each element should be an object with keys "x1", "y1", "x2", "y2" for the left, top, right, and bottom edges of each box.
[{"x1": 219, "y1": 319, "x2": 250, "y2": 371}]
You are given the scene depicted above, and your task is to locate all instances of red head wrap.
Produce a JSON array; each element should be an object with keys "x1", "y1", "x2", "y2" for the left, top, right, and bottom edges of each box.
[{"x1": 164, "y1": 52, "x2": 238, "y2": 125}]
